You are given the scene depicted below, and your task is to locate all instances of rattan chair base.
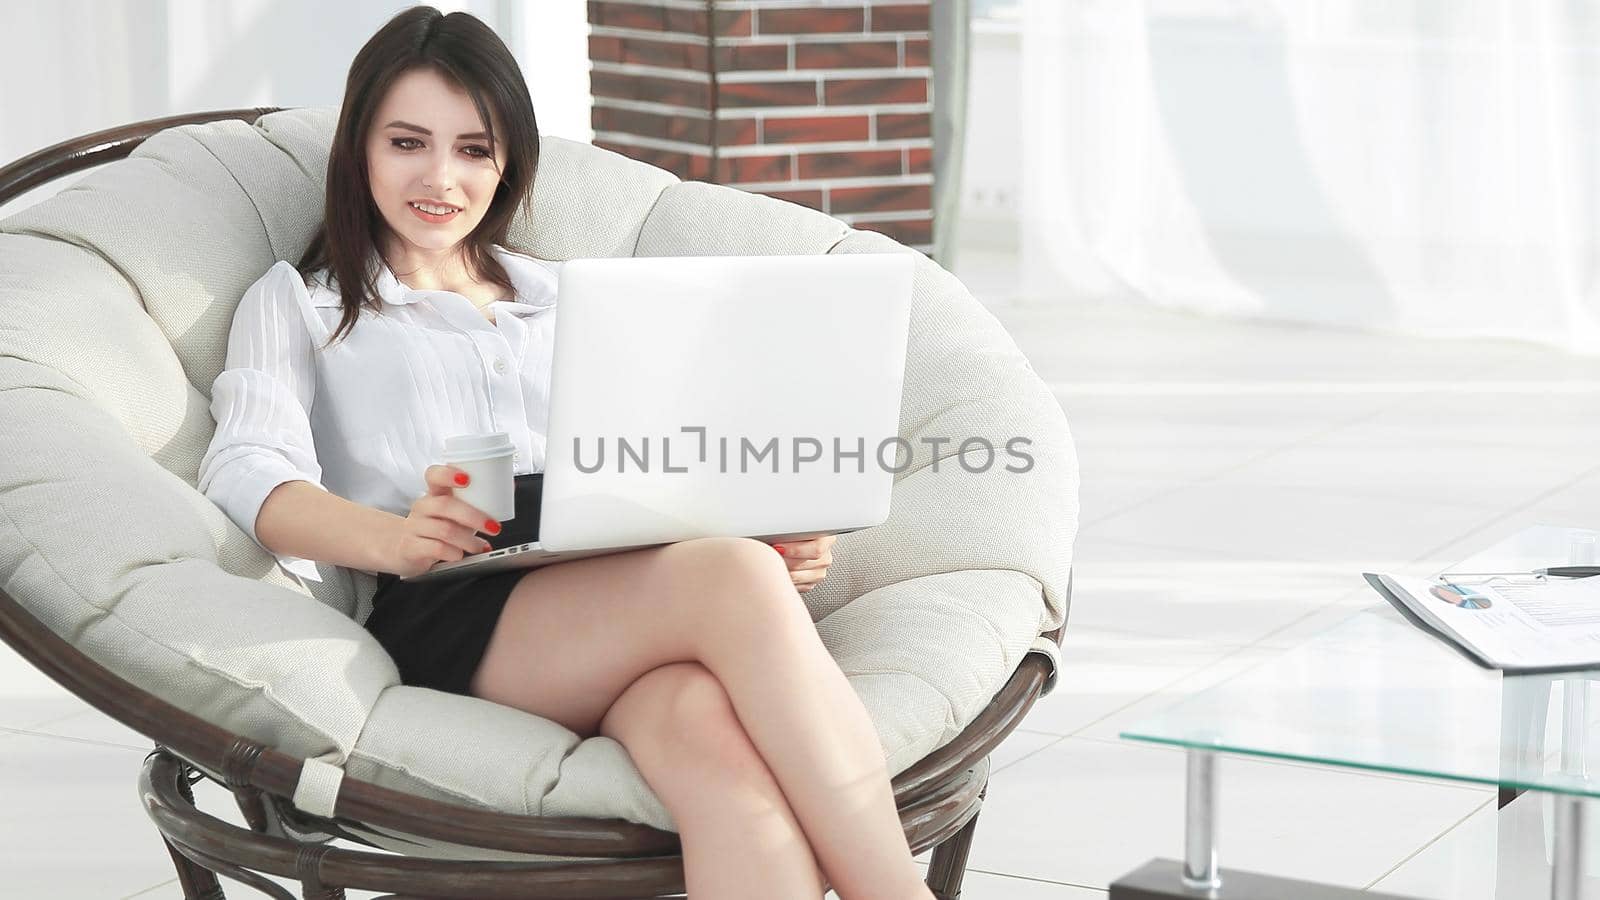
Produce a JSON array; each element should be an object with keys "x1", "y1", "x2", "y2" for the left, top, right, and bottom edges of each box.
[{"x1": 143, "y1": 748, "x2": 995, "y2": 899}]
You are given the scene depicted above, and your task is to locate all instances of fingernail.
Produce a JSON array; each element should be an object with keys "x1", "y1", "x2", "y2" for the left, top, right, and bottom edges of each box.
[
  {"x1": 454, "y1": 472, "x2": 469, "y2": 486},
  {"x1": 774, "y1": 544, "x2": 786, "y2": 555},
  {"x1": 485, "y1": 520, "x2": 501, "y2": 534}
]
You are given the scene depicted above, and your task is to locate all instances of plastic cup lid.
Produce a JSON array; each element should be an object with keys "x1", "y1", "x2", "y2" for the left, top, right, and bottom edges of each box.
[{"x1": 444, "y1": 432, "x2": 512, "y2": 456}]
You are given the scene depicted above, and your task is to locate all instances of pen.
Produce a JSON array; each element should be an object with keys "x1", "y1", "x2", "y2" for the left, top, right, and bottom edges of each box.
[
  {"x1": 1535, "y1": 566, "x2": 1600, "y2": 578},
  {"x1": 1436, "y1": 566, "x2": 1600, "y2": 581}
]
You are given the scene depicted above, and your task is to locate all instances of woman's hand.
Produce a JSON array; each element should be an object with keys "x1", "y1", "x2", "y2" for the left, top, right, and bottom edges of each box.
[
  {"x1": 772, "y1": 534, "x2": 837, "y2": 594},
  {"x1": 383, "y1": 465, "x2": 500, "y2": 578}
]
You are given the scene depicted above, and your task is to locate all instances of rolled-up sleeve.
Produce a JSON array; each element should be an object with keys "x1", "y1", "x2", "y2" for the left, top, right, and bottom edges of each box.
[{"x1": 198, "y1": 261, "x2": 328, "y2": 583}]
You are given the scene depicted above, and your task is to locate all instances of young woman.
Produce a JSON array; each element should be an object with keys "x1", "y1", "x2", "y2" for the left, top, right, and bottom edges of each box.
[{"x1": 198, "y1": 7, "x2": 934, "y2": 899}]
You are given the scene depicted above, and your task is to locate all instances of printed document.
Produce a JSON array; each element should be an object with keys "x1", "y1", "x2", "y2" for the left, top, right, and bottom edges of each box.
[{"x1": 1364, "y1": 572, "x2": 1600, "y2": 671}]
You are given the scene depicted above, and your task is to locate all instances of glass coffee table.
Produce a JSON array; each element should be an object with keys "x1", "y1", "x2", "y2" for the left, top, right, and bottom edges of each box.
[{"x1": 1111, "y1": 524, "x2": 1600, "y2": 900}]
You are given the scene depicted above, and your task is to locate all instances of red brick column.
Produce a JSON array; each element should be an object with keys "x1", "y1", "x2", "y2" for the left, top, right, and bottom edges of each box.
[{"x1": 587, "y1": 1, "x2": 935, "y2": 253}]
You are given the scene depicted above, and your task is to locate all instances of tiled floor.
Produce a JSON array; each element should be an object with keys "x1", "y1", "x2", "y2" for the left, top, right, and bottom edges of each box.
[{"x1": 6, "y1": 246, "x2": 1600, "y2": 897}]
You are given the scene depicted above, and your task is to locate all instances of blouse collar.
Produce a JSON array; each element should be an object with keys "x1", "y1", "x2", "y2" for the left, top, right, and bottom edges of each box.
[
  {"x1": 313, "y1": 243, "x2": 556, "y2": 310},
  {"x1": 374, "y1": 243, "x2": 556, "y2": 310}
]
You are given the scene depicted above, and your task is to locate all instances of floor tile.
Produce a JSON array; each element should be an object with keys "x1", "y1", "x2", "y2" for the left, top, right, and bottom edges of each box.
[
  {"x1": 0, "y1": 691, "x2": 95, "y2": 735},
  {"x1": 990, "y1": 729, "x2": 1067, "y2": 774},
  {"x1": 0, "y1": 638, "x2": 147, "y2": 748},
  {"x1": 1074, "y1": 475, "x2": 1192, "y2": 529},
  {"x1": 1019, "y1": 628, "x2": 1251, "y2": 737},
  {"x1": 1073, "y1": 643, "x2": 1293, "y2": 743},
  {"x1": 1064, "y1": 537, "x2": 1362, "y2": 645},
  {"x1": 0, "y1": 638, "x2": 89, "y2": 731},
  {"x1": 1059, "y1": 391, "x2": 1389, "y2": 441},
  {"x1": 947, "y1": 868, "x2": 1107, "y2": 897},
  {"x1": 1081, "y1": 480, "x2": 1507, "y2": 569},
  {"x1": 1215, "y1": 427, "x2": 1600, "y2": 511},
  {"x1": 1060, "y1": 392, "x2": 1390, "y2": 486},
  {"x1": 1250, "y1": 597, "x2": 1393, "y2": 650},
  {"x1": 1066, "y1": 533, "x2": 1308, "y2": 567},
  {"x1": 910, "y1": 857, "x2": 1109, "y2": 898},
  {"x1": 1073, "y1": 442, "x2": 1279, "y2": 491},
  {"x1": 1368, "y1": 791, "x2": 1600, "y2": 900},
  {"x1": 966, "y1": 737, "x2": 1490, "y2": 890},
  {"x1": 0, "y1": 732, "x2": 176, "y2": 898},
  {"x1": 1407, "y1": 509, "x2": 1600, "y2": 582},
  {"x1": 8, "y1": 705, "x2": 158, "y2": 752},
  {"x1": 1359, "y1": 391, "x2": 1600, "y2": 454}
]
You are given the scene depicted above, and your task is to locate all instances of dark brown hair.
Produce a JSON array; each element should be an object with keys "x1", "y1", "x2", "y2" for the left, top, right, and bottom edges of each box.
[{"x1": 296, "y1": 5, "x2": 540, "y2": 350}]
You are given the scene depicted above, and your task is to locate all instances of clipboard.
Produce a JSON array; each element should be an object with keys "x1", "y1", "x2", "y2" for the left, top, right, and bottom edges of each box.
[{"x1": 1363, "y1": 572, "x2": 1600, "y2": 675}]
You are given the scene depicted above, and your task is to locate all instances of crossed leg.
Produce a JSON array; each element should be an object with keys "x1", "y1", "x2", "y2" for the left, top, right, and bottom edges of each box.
[
  {"x1": 599, "y1": 660, "x2": 826, "y2": 897},
  {"x1": 467, "y1": 536, "x2": 931, "y2": 900}
]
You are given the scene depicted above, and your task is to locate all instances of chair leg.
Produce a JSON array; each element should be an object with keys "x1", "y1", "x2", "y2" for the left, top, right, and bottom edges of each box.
[
  {"x1": 161, "y1": 835, "x2": 227, "y2": 900},
  {"x1": 924, "y1": 780, "x2": 987, "y2": 900},
  {"x1": 231, "y1": 784, "x2": 272, "y2": 833},
  {"x1": 164, "y1": 768, "x2": 228, "y2": 899}
]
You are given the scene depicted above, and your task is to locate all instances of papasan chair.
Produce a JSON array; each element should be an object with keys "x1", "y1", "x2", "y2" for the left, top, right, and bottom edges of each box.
[{"x1": 0, "y1": 106, "x2": 1078, "y2": 899}]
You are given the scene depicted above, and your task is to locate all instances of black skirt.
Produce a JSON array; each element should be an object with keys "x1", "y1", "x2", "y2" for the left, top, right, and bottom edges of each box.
[{"x1": 362, "y1": 472, "x2": 544, "y2": 696}]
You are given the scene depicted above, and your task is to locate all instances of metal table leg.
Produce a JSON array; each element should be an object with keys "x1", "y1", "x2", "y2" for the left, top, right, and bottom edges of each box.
[
  {"x1": 1563, "y1": 677, "x2": 1589, "y2": 779},
  {"x1": 1111, "y1": 748, "x2": 1423, "y2": 899},
  {"x1": 1552, "y1": 678, "x2": 1589, "y2": 899},
  {"x1": 1552, "y1": 795, "x2": 1586, "y2": 900},
  {"x1": 1183, "y1": 749, "x2": 1222, "y2": 892}
]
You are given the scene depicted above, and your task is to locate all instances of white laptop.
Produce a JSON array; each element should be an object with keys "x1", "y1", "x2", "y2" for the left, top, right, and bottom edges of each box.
[{"x1": 401, "y1": 252, "x2": 915, "y2": 583}]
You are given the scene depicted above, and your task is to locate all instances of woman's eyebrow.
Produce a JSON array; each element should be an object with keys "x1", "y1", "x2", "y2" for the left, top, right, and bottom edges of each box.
[{"x1": 384, "y1": 119, "x2": 490, "y2": 141}]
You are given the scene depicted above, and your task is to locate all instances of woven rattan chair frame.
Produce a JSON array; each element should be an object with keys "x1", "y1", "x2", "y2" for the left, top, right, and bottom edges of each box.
[{"x1": 0, "y1": 108, "x2": 1069, "y2": 899}]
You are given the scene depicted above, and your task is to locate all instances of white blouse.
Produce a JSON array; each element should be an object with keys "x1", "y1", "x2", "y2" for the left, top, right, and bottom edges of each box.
[{"x1": 198, "y1": 244, "x2": 560, "y2": 584}]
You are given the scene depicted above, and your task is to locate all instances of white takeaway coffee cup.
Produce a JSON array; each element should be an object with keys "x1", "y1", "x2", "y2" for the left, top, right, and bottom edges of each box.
[{"x1": 441, "y1": 432, "x2": 516, "y2": 522}]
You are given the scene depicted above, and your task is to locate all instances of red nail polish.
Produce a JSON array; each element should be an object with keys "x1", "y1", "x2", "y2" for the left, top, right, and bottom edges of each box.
[
  {"x1": 485, "y1": 520, "x2": 501, "y2": 534},
  {"x1": 774, "y1": 544, "x2": 786, "y2": 555},
  {"x1": 454, "y1": 472, "x2": 469, "y2": 486}
]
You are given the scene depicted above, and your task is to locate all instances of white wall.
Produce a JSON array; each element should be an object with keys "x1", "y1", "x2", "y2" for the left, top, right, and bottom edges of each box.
[
  {"x1": 0, "y1": 0, "x2": 593, "y2": 216},
  {"x1": 956, "y1": 15, "x2": 1022, "y2": 250}
]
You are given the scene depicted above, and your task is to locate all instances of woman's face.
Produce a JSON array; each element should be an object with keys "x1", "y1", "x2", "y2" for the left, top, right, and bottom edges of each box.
[{"x1": 365, "y1": 67, "x2": 506, "y2": 257}]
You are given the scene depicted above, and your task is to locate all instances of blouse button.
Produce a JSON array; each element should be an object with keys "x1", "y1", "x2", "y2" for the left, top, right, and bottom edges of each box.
[{"x1": 493, "y1": 357, "x2": 508, "y2": 375}]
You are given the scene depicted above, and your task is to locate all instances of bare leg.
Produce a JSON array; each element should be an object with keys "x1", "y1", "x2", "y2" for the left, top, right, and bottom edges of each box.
[
  {"x1": 469, "y1": 536, "x2": 930, "y2": 899},
  {"x1": 684, "y1": 548, "x2": 935, "y2": 900},
  {"x1": 599, "y1": 661, "x2": 825, "y2": 899}
]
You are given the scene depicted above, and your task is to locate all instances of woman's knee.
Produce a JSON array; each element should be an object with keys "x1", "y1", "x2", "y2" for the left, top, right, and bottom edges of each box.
[
  {"x1": 662, "y1": 537, "x2": 804, "y2": 622},
  {"x1": 600, "y1": 662, "x2": 760, "y2": 771},
  {"x1": 668, "y1": 537, "x2": 789, "y2": 588}
]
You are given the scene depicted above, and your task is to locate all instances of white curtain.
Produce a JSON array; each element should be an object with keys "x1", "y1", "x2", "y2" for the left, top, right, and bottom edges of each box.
[{"x1": 1018, "y1": 0, "x2": 1600, "y2": 353}]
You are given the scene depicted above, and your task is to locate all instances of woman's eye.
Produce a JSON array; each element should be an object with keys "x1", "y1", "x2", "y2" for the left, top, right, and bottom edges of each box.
[{"x1": 390, "y1": 137, "x2": 491, "y2": 159}]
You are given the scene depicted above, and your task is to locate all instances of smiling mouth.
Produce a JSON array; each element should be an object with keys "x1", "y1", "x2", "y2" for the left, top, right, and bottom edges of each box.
[{"x1": 408, "y1": 202, "x2": 461, "y2": 223}]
